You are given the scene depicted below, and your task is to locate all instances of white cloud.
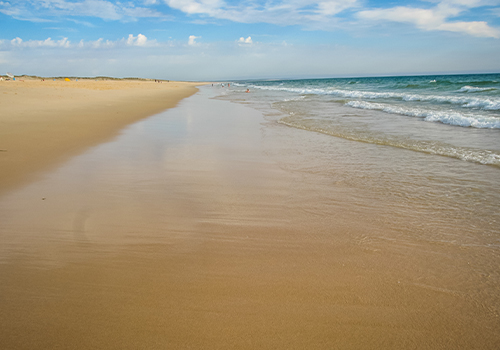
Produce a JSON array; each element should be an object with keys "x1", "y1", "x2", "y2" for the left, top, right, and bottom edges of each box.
[
  {"x1": 163, "y1": 0, "x2": 360, "y2": 27},
  {"x1": 317, "y1": 0, "x2": 358, "y2": 16},
  {"x1": 1, "y1": 34, "x2": 500, "y2": 80},
  {"x1": 91, "y1": 38, "x2": 115, "y2": 49},
  {"x1": 11, "y1": 37, "x2": 23, "y2": 46},
  {"x1": 438, "y1": 21, "x2": 500, "y2": 37},
  {"x1": 188, "y1": 35, "x2": 200, "y2": 46},
  {"x1": 137, "y1": 34, "x2": 148, "y2": 46},
  {"x1": 0, "y1": 0, "x2": 166, "y2": 22},
  {"x1": 10, "y1": 36, "x2": 71, "y2": 48},
  {"x1": 165, "y1": 0, "x2": 223, "y2": 15},
  {"x1": 359, "y1": 7, "x2": 445, "y2": 28},
  {"x1": 358, "y1": 1, "x2": 500, "y2": 38},
  {"x1": 238, "y1": 36, "x2": 253, "y2": 44},
  {"x1": 3, "y1": 35, "x2": 158, "y2": 50},
  {"x1": 127, "y1": 34, "x2": 149, "y2": 46}
]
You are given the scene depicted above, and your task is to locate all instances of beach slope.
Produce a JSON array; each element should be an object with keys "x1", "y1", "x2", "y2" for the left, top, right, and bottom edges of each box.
[
  {"x1": 1, "y1": 86, "x2": 499, "y2": 349},
  {"x1": 0, "y1": 79, "x2": 199, "y2": 195}
]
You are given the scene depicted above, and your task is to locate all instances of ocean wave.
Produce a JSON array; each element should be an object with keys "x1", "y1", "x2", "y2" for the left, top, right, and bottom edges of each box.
[
  {"x1": 249, "y1": 84, "x2": 500, "y2": 110},
  {"x1": 458, "y1": 86, "x2": 497, "y2": 93},
  {"x1": 278, "y1": 117, "x2": 500, "y2": 166},
  {"x1": 345, "y1": 101, "x2": 500, "y2": 129},
  {"x1": 401, "y1": 94, "x2": 500, "y2": 110}
]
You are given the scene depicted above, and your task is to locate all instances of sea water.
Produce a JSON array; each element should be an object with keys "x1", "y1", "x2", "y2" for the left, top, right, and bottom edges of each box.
[
  {"x1": 215, "y1": 77, "x2": 500, "y2": 328},
  {"x1": 216, "y1": 74, "x2": 500, "y2": 249},
  {"x1": 228, "y1": 74, "x2": 500, "y2": 166}
]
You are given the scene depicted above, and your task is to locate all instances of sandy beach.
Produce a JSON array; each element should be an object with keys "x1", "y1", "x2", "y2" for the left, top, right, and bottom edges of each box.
[
  {"x1": 1, "y1": 84, "x2": 499, "y2": 349},
  {"x1": 0, "y1": 78, "x2": 199, "y2": 195}
]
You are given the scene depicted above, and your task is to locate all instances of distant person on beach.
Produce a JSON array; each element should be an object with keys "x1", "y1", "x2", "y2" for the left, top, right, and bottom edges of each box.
[{"x1": 246, "y1": 89, "x2": 250, "y2": 93}]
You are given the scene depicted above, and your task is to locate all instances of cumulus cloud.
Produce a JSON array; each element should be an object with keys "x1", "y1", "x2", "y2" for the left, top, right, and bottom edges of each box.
[
  {"x1": 188, "y1": 35, "x2": 200, "y2": 46},
  {"x1": 2, "y1": 34, "x2": 157, "y2": 50},
  {"x1": 10, "y1": 36, "x2": 71, "y2": 48},
  {"x1": 90, "y1": 38, "x2": 116, "y2": 49},
  {"x1": 127, "y1": 33, "x2": 149, "y2": 46},
  {"x1": 358, "y1": 1, "x2": 500, "y2": 38},
  {"x1": 238, "y1": 36, "x2": 253, "y2": 44},
  {"x1": 3, "y1": 37, "x2": 500, "y2": 81}
]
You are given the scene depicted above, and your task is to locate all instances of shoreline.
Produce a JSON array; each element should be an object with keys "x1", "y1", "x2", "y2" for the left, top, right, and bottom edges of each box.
[
  {"x1": 0, "y1": 79, "x2": 202, "y2": 195},
  {"x1": 0, "y1": 85, "x2": 499, "y2": 348}
]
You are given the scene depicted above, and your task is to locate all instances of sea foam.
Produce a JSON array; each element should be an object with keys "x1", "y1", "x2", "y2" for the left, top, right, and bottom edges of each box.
[
  {"x1": 345, "y1": 101, "x2": 500, "y2": 129},
  {"x1": 249, "y1": 85, "x2": 500, "y2": 110},
  {"x1": 458, "y1": 86, "x2": 497, "y2": 93}
]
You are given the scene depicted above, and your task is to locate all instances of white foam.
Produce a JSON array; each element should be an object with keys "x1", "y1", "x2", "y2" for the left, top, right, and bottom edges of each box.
[
  {"x1": 458, "y1": 86, "x2": 497, "y2": 93},
  {"x1": 249, "y1": 84, "x2": 500, "y2": 110},
  {"x1": 346, "y1": 100, "x2": 500, "y2": 129}
]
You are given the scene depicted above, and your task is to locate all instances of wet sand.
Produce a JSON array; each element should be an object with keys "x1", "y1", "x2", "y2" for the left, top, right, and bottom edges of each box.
[
  {"x1": 0, "y1": 78, "x2": 199, "y2": 195},
  {"x1": 1, "y1": 87, "x2": 499, "y2": 349}
]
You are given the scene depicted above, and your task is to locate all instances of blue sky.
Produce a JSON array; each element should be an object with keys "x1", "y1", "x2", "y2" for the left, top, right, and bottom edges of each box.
[{"x1": 1, "y1": 0, "x2": 499, "y2": 80}]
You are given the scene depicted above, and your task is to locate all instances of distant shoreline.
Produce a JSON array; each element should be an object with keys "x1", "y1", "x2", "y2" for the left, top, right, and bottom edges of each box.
[{"x1": 0, "y1": 74, "x2": 205, "y2": 82}]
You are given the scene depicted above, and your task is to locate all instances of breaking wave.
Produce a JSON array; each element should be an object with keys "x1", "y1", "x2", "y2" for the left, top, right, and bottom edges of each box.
[
  {"x1": 458, "y1": 86, "x2": 497, "y2": 93},
  {"x1": 345, "y1": 101, "x2": 500, "y2": 129},
  {"x1": 248, "y1": 84, "x2": 500, "y2": 111}
]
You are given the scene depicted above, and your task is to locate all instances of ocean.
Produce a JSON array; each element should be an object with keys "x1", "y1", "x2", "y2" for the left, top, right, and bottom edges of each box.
[
  {"x1": 227, "y1": 74, "x2": 500, "y2": 166},
  {"x1": 216, "y1": 74, "x2": 500, "y2": 248}
]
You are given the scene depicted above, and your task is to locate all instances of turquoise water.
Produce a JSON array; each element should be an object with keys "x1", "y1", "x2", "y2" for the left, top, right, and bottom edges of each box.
[{"x1": 229, "y1": 74, "x2": 500, "y2": 166}]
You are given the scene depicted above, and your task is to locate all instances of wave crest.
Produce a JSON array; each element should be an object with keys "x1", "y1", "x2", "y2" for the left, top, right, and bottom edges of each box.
[
  {"x1": 345, "y1": 101, "x2": 500, "y2": 129},
  {"x1": 458, "y1": 86, "x2": 497, "y2": 93},
  {"x1": 249, "y1": 84, "x2": 500, "y2": 111}
]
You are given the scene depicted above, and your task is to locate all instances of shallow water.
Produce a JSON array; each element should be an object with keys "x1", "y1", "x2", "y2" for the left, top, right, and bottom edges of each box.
[
  {"x1": 217, "y1": 81, "x2": 500, "y2": 344},
  {"x1": 219, "y1": 77, "x2": 500, "y2": 247}
]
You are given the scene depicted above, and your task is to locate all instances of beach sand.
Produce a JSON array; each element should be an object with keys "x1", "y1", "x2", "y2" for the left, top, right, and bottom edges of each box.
[
  {"x1": 0, "y1": 78, "x2": 199, "y2": 195},
  {"x1": 1, "y1": 86, "x2": 499, "y2": 349}
]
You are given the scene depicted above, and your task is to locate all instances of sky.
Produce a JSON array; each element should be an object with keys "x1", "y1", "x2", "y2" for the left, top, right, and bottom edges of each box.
[{"x1": 1, "y1": 0, "x2": 500, "y2": 80}]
